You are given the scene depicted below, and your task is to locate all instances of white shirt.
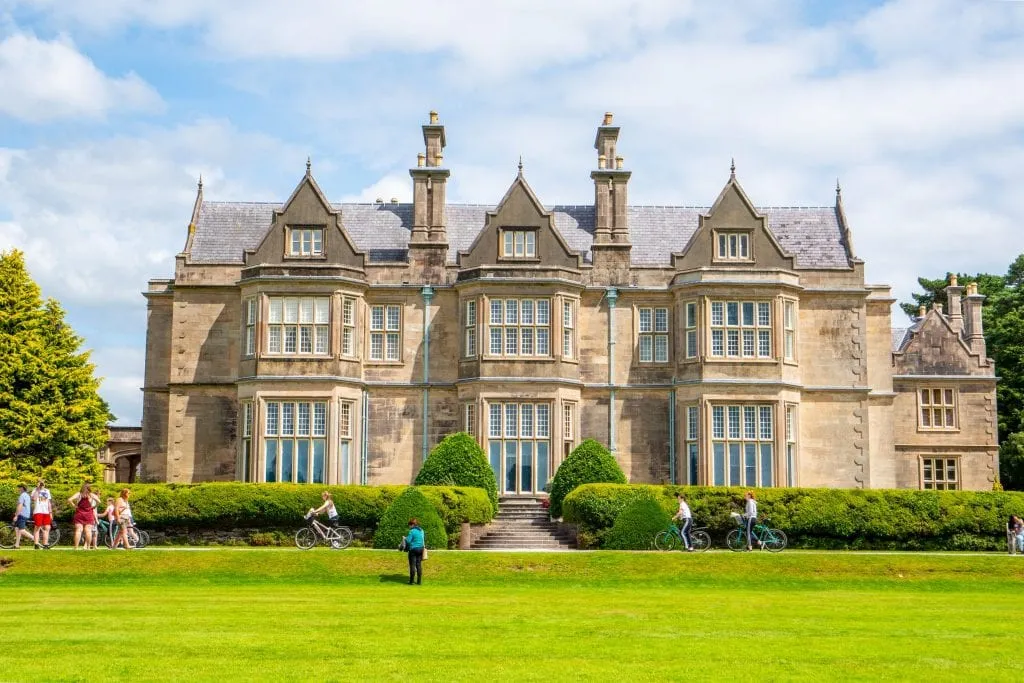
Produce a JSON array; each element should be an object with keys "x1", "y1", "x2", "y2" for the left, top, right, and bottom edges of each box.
[
  {"x1": 326, "y1": 502, "x2": 338, "y2": 519},
  {"x1": 677, "y1": 500, "x2": 691, "y2": 519},
  {"x1": 745, "y1": 498, "x2": 757, "y2": 518},
  {"x1": 32, "y1": 488, "x2": 51, "y2": 515}
]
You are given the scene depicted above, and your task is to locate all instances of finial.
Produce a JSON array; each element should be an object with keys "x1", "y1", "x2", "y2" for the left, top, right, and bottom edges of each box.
[
  {"x1": 518, "y1": 155, "x2": 523, "y2": 174},
  {"x1": 197, "y1": 174, "x2": 203, "y2": 190},
  {"x1": 306, "y1": 156, "x2": 311, "y2": 174},
  {"x1": 730, "y1": 158, "x2": 736, "y2": 180}
]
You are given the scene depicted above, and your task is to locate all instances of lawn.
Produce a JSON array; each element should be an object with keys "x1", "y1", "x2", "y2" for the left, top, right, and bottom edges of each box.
[{"x1": 1, "y1": 549, "x2": 1022, "y2": 682}]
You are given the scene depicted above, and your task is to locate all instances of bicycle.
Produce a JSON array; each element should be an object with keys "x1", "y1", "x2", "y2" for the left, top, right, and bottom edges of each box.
[
  {"x1": 726, "y1": 513, "x2": 787, "y2": 552},
  {"x1": 0, "y1": 520, "x2": 60, "y2": 549},
  {"x1": 101, "y1": 520, "x2": 146, "y2": 549},
  {"x1": 654, "y1": 522, "x2": 711, "y2": 552},
  {"x1": 295, "y1": 513, "x2": 352, "y2": 550}
]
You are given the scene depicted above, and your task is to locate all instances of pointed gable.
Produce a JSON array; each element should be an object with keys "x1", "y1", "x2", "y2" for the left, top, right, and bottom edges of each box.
[
  {"x1": 245, "y1": 170, "x2": 365, "y2": 271},
  {"x1": 673, "y1": 171, "x2": 796, "y2": 271},
  {"x1": 457, "y1": 172, "x2": 582, "y2": 270},
  {"x1": 894, "y1": 310, "x2": 980, "y2": 375}
]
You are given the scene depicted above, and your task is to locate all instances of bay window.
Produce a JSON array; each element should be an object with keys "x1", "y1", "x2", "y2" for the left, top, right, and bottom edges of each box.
[
  {"x1": 488, "y1": 298, "x2": 550, "y2": 357},
  {"x1": 267, "y1": 296, "x2": 329, "y2": 356},
  {"x1": 709, "y1": 300, "x2": 772, "y2": 359}
]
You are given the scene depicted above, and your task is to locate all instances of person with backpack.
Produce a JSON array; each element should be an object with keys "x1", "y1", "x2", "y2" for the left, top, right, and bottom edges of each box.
[
  {"x1": 672, "y1": 492, "x2": 694, "y2": 552},
  {"x1": 404, "y1": 518, "x2": 425, "y2": 585}
]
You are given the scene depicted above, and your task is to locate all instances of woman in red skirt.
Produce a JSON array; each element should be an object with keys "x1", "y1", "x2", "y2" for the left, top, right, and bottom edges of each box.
[{"x1": 68, "y1": 483, "x2": 100, "y2": 550}]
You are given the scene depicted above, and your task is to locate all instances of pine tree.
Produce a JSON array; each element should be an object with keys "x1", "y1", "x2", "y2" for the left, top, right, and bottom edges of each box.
[{"x1": 0, "y1": 250, "x2": 111, "y2": 480}]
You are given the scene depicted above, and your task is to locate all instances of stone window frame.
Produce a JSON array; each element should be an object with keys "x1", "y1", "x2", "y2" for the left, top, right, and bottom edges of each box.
[
  {"x1": 782, "y1": 298, "x2": 798, "y2": 364},
  {"x1": 485, "y1": 296, "x2": 552, "y2": 360},
  {"x1": 338, "y1": 399, "x2": 354, "y2": 485},
  {"x1": 562, "y1": 401, "x2": 576, "y2": 461},
  {"x1": 486, "y1": 400, "x2": 552, "y2": 495},
  {"x1": 238, "y1": 401, "x2": 253, "y2": 483},
  {"x1": 685, "y1": 404, "x2": 700, "y2": 485},
  {"x1": 785, "y1": 403, "x2": 798, "y2": 487},
  {"x1": 261, "y1": 399, "x2": 330, "y2": 484},
  {"x1": 712, "y1": 229, "x2": 753, "y2": 263},
  {"x1": 340, "y1": 296, "x2": 357, "y2": 359},
  {"x1": 684, "y1": 301, "x2": 699, "y2": 360},
  {"x1": 266, "y1": 295, "x2": 331, "y2": 357},
  {"x1": 367, "y1": 301, "x2": 403, "y2": 364},
  {"x1": 710, "y1": 403, "x2": 776, "y2": 488},
  {"x1": 285, "y1": 225, "x2": 326, "y2": 259},
  {"x1": 498, "y1": 227, "x2": 539, "y2": 261},
  {"x1": 243, "y1": 297, "x2": 257, "y2": 358},
  {"x1": 920, "y1": 455, "x2": 959, "y2": 490},
  {"x1": 707, "y1": 299, "x2": 774, "y2": 362},
  {"x1": 917, "y1": 387, "x2": 959, "y2": 432},
  {"x1": 635, "y1": 303, "x2": 672, "y2": 365},
  {"x1": 463, "y1": 298, "x2": 478, "y2": 359},
  {"x1": 560, "y1": 296, "x2": 579, "y2": 363},
  {"x1": 464, "y1": 402, "x2": 476, "y2": 438}
]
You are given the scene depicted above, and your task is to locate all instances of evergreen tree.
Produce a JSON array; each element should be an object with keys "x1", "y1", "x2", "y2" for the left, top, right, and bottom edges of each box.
[
  {"x1": 0, "y1": 250, "x2": 111, "y2": 480},
  {"x1": 899, "y1": 272, "x2": 1005, "y2": 319}
]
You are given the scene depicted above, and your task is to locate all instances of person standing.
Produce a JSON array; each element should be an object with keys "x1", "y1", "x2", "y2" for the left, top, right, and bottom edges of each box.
[
  {"x1": 11, "y1": 484, "x2": 34, "y2": 549},
  {"x1": 31, "y1": 480, "x2": 53, "y2": 549},
  {"x1": 68, "y1": 483, "x2": 99, "y2": 550},
  {"x1": 672, "y1": 492, "x2": 694, "y2": 552},
  {"x1": 744, "y1": 491, "x2": 760, "y2": 552},
  {"x1": 404, "y1": 518, "x2": 425, "y2": 585}
]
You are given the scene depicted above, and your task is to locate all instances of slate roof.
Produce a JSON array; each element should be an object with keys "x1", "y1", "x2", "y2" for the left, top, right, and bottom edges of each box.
[
  {"x1": 892, "y1": 321, "x2": 924, "y2": 352},
  {"x1": 189, "y1": 201, "x2": 850, "y2": 269}
]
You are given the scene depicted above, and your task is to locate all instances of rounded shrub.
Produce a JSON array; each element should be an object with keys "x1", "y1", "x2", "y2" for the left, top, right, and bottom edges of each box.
[
  {"x1": 549, "y1": 439, "x2": 626, "y2": 518},
  {"x1": 415, "y1": 432, "x2": 498, "y2": 512},
  {"x1": 373, "y1": 486, "x2": 448, "y2": 550},
  {"x1": 602, "y1": 495, "x2": 673, "y2": 550}
]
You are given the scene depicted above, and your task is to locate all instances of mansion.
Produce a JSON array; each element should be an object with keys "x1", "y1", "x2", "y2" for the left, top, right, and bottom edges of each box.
[{"x1": 141, "y1": 112, "x2": 998, "y2": 493}]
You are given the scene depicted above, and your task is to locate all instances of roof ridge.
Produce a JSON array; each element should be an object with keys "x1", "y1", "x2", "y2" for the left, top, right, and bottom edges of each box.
[{"x1": 202, "y1": 200, "x2": 834, "y2": 210}]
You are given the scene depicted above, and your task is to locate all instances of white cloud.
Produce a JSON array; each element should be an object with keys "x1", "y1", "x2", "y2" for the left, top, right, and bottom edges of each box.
[
  {"x1": 340, "y1": 173, "x2": 412, "y2": 204},
  {"x1": 0, "y1": 32, "x2": 162, "y2": 121},
  {"x1": 90, "y1": 345, "x2": 144, "y2": 426}
]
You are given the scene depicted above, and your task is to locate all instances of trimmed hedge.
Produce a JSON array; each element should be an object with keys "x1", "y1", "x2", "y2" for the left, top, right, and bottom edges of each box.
[
  {"x1": 415, "y1": 432, "x2": 498, "y2": 513},
  {"x1": 373, "y1": 487, "x2": 448, "y2": 550},
  {"x1": 549, "y1": 439, "x2": 626, "y2": 518},
  {"x1": 563, "y1": 484, "x2": 1024, "y2": 550},
  {"x1": 0, "y1": 482, "x2": 492, "y2": 538},
  {"x1": 602, "y1": 495, "x2": 673, "y2": 550}
]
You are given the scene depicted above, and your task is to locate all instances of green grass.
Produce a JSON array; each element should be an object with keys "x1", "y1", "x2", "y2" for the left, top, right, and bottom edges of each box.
[{"x1": 2, "y1": 549, "x2": 1023, "y2": 681}]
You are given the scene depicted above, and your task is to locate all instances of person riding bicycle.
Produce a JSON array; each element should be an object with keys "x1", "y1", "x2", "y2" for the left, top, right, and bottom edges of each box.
[
  {"x1": 743, "y1": 490, "x2": 761, "y2": 551},
  {"x1": 672, "y1": 492, "x2": 694, "y2": 552},
  {"x1": 308, "y1": 491, "x2": 340, "y2": 527}
]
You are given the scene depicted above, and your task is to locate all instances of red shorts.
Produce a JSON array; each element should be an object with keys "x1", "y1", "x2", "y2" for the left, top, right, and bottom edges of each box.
[{"x1": 33, "y1": 513, "x2": 52, "y2": 528}]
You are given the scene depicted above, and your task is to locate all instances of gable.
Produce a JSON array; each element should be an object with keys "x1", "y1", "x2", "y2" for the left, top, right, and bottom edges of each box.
[
  {"x1": 673, "y1": 179, "x2": 796, "y2": 272},
  {"x1": 894, "y1": 313, "x2": 975, "y2": 375},
  {"x1": 457, "y1": 175, "x2": 581, "y2": 270}
]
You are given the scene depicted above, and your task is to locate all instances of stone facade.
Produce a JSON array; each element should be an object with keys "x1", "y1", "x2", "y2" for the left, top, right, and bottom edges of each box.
[{"x1": 141, "y1": 111, "x2": 998, "y2": 492}]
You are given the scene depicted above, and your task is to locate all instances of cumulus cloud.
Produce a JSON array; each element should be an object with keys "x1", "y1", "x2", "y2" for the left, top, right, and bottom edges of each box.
[{"x1": 0, "y1": 32, "x2": 162, "y2": 121}]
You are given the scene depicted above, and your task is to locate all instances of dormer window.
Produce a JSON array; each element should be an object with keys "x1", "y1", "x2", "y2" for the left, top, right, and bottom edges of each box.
[
  {"x1": 288, "y1": 227, "x2": 324, "y2": 257},
  {"x1": 715, "y1": 231, "x2": 751, "y2": 261},
  {"x1": 502, "y1": 229, "x2": 536, "y2": 259}
]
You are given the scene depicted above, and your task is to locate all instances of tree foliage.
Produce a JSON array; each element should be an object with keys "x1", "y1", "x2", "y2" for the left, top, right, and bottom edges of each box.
[
  {"x1": 0, "y1": 250, "x2": 111, "y2": 481},
  {"x1": 549, "y1": 439, "x2": 626, "y2": 518},
  {"x1": 898, "y1": 272, "x2": 1006, "y2": 319},
  {"x1": 414, "y1": 432, "x2": 498, "y2": 513}
]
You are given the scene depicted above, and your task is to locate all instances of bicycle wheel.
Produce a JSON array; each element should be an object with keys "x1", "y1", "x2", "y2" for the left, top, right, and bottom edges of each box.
[
  {"x1": 654, "y1": 531, "x2": 679, "y2": 551},
  {"x1": 104, "y1": 526, "x2": 117, "y2": 549},
  {"x1": 329, "y1": 527, "x2": 353, "y2": 550},
  {"x1": 45, "y1": 527, "x2": 61, "y2": 548},
  {"x1": 691, "y1": 530, "x2": 711, "y2": 553},
  {"x1": 135, "y1": 529, "x2": 150, "y2": 549},
  {"x1": 126, "y1": 527, "x2": 141, "y2": 548},
  {"x1": 294, "y1": 527, "x2": 317, "y2": 550},
  {"x1": 0, "y1": 524, "x2": 16, "y2": 549},
  {"x1": 764, "y1": 529, "x2": 787, "y2": 553},
  {"x1": 726, "y1": 529, "x2": 746, "y2": 552}
]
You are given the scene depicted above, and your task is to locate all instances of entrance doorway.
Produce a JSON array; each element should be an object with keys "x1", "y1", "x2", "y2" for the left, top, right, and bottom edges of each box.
[{"x1": 486, "y1": 402, "x2": 551, "y2": 495}]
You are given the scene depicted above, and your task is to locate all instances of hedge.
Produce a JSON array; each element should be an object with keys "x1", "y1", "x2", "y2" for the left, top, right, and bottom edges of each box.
[
  {"x1": 415, "y1": 432, "x2": 498, "y2": 513},
  {"x1": 549, "y1": 439, "x2": 626, "y2": 518},
  {"x1": 373, "y1": 487, "x2": 448, "y2": 550},
  {"x1": 602, "y1": 495, "x2": 673, "y2": 550},
  {"x1": 0, "y1": 482, "x2": 493, "y2": 538},
  {"x1": 563, "y1": 484, "x2": 1024, "y2": 551}
]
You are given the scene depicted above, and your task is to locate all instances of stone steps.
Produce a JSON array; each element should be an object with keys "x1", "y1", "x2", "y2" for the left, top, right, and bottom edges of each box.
[{"x1": 471, "y1": 497, "x2": 574, "y2": 550}]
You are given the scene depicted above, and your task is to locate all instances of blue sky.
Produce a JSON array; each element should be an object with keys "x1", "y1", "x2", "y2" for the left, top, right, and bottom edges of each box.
[{"x1": 1, "y1": 0, "x2": 1023, "y2": 425}]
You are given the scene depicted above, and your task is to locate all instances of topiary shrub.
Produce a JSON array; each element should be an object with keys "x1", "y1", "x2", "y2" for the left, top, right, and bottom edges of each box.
[
  {"x1": 549, "y1": 439, "x2": 626, "y2": 518},
  {"x1": 602, "y1": 495, "x2": 673, "y2": 550},
  {"x1": 415, "y1": 432, "x2": 498, "y2": 513},
  {"x1": 373, "y1": 486, "x2": 448, "y2": 550}
]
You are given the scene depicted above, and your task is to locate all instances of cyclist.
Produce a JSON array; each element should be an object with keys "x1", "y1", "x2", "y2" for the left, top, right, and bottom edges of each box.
[
  {"x1": 672, "y1": 492, "x2": 694, "y2": 552},
  {"x1": 308, "y1": 491, "x2": 340, "y2": 527},
  {"x1": 97, "y1": 497, "x2": 115, "y2": 545},
  {"x1": 743, "y1": 490, "x2": 760, "y2": 551},
  {"x1": 11, "y1": 484, "x2": 34, "y2": 549}
]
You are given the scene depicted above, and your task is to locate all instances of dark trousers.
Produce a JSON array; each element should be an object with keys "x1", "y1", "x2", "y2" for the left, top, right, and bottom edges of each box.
[
  {"x1": 407, "y1": 548, "x2": 423, "y2": 584},
  {"x1": 745, "y1": 516, "x2": 757, "y2": 549},
  {"x1": 679, "y1": 518, "x2": 692, "y2": 548}
]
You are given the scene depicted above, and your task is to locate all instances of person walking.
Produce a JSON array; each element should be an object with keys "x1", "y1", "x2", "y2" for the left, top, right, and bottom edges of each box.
[
  {"x1": 114, "y1": 489, "x2": 133, "y2": 550},
  {"x1": 404, "y1": 518, "x2": 425, "y2": 585},
  {"x1": 97, "y1": 497, "x2": 115, "y2": 547},
  {"x1": 672, "y1": 492, "x2": 694, "y2": 552},
  {"x1": 68, "y1": 483, "x2": 100, "y2": 550},
  {"x1": 30, "y1": 480, "x2": 53, "y2": 549},
  {"x1": 744, "y1": 490, "x2": 760, "y2": 552},
  {"x1": 11, "y1": 484, "x2": 34, "y2": 549}
]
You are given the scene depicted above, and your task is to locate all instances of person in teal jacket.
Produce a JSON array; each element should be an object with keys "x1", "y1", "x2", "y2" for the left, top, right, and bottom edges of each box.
[{"x1": 404, "y1": 518, "x2": 425, "y2": 585}]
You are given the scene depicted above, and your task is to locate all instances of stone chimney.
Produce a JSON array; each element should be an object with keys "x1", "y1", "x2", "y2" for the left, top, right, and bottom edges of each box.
[
  {"x1": 409, "y1": 110, "x2": 450, "y2": 244},
  {"x1": 590, "y1": 112, "x2": 631, "y2": 246},
  {"x1": 945, "y1": 274, "x2": 964, "y2": 334},
  {"x1": 964, "y1": 282, "x2": 986, "y2": 357}
]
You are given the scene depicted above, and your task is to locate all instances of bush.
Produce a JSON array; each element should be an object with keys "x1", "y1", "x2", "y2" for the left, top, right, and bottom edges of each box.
[
  {"x1": 415, "y1": 432, "x2": 498, "y2": 513},
  {"x1": 0, "y1": 481, "x2": 493, "y2": 537},
  {"x1": 563, "y1": 484, "x2": 1024, "y2": 551},
  {"x1": 373, "y1": 487, "x2": 448, "y2": 550},
  {"x1": 602, "y1": 495, "x2": 673, "y2": 550},
  {"x1": 548, "y1": 439, "x2": 626, "y2": 518}
]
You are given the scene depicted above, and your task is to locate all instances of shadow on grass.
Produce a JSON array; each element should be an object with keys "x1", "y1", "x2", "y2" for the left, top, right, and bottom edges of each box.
[{"x1": 379, "y1": 574, "x2": 413, "y2": 584}]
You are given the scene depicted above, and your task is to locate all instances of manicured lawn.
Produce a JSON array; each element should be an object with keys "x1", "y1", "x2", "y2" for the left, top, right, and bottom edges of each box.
[{"x1": 1, "y1": 549, "x2": 1022, "y2": 681}]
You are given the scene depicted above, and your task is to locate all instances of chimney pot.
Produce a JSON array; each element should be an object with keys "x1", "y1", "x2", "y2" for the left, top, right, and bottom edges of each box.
[
  {"x1": 949, "y1": 274, "x2": 958, "y2": 287},
  {"x1": 598, "y1": 154, "x2": 607, "y2": 169},
  {"x1": 429, "y1": 110, "x2": 439, "y2": 124},
  {"x1": 375, "y1": 197, "x2": 384, "y2": 204},
  {"x1": 435, "y1": 153, "x2": 443, "y2": 166},
  {"x1": 918, "y1": 305, "x2": 926, "y2": 318},
  {"x1": 934, "y1": 303, "x2": 943, "y2": 314},
  {"x1": 615, "y1": 155, "x2": 624, "y2": 170},
  {"x1": 417, "y1": 152, "x2": 425, "y2": 167},
  {"x1": 967, "y1": 282, "x2": 978, "y2": 295},
  {"x1": 390, "y1": 197, "x2": 399, "y2": 204},
  {"x1": 603, "y1": 112, "x2": 613, "y2": 125}
]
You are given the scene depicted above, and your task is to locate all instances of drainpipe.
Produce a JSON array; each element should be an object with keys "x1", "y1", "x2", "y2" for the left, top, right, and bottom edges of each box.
[
  {"x1": 668, "y1": 388, "x2": 676, "y2": 484},
  {"x1": 360, "y1": 389, "x2": 369, "y2": 485},
  {"x1": 606, "y1": 288, "x2": 618, "y2": 454},
  {"x1": 421, "y1": 286, "x2": 434, "y2": 462}
]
